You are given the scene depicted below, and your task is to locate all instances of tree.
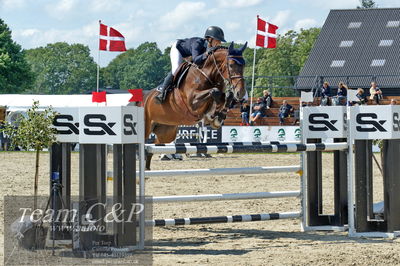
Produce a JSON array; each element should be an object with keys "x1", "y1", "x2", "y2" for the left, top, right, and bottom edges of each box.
[
  {"x1": 357, "y1": 0, "x2": 376, "y2": 8},
  {"x1": 0, "y1": 101, "x2": 56, "y2": 210},
  {"x1": 102, "y1": 42, "x2": 169, "y2": 91},
  {"x1": 253, "y1": 28, "x2": 320, "y2": 97},
  {"x1": 0, "y1": 19, "x2": 33, "y2": 93},
  {"x1": 25, "y1": 42, "x2": 97, "y2": 94}
]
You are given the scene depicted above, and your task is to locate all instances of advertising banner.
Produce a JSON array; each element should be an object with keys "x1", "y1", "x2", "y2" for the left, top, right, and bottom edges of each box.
[{"x1": 222, "y1": 126, "x2": 301, "y2": 142}]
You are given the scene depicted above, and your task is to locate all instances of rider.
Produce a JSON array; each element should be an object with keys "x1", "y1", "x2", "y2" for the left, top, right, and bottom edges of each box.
[{"x1": 156, "y1": 26, "x2": 226, "y2": 103}]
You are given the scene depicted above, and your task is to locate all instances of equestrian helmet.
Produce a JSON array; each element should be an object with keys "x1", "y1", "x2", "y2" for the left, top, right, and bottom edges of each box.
[{"x1": 204, "y1": 26, "x2": 226, "y2": 42}]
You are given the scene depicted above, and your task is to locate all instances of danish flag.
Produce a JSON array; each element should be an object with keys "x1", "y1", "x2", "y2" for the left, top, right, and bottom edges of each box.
[
  {"x1": 99, "y1": 23, "x2": 127, "y2": 52},
  {"x1": 256, "y1": 16, "x2": 278, "y2": 48}
]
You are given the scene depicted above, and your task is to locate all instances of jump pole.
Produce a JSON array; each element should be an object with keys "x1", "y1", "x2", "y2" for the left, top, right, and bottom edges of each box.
[{"x1": 146, "y1": 211, "x2": 301, "y2": 227}]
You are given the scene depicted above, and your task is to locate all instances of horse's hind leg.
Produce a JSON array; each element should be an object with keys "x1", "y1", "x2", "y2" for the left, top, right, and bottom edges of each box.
[
  {"x1": 153, "y1": 124, "x2": 178, "y2": 144},
  {"x1": 146, "y1": 124, "x2": 178, "y2": 170}
]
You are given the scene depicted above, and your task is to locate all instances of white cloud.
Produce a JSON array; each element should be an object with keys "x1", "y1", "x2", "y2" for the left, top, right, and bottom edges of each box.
[
  {"x1": 217, "y1": 0, "x2": 262, "y2": 8},
  {"x1": 225, "y1": 21, "x2": 241, "y2": 31},
  {"x1": 270, "y1": 10, "x2": 291, "y2": 27},
  {"x1": 158, "y1": 2, "x2": 208, "y2": 31},
  {"x1": 289, "y1": 0, "x2": 359, "y2": 9},
  {"x1": 19, "y1": 28, "x2": 40, "y2": 37},
  {"x1": 0, "y1": 0, "x2": 27, "y2": 9},
  {"x1": 89, "y1": 0, "x2": 122, "y2": 12},
  {"x1": 294, "y1": 18, "x2": 318, "y2": 31},
  {"x1": 45, "y1": 0, "x2": 78, "y2": 19},
  {"x1": 13, "y1": 21, "x2": 97, "y2": 49}
]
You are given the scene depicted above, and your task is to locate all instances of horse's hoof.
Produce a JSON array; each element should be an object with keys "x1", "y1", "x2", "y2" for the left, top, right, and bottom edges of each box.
[
  {"x1": 205, "y1": 113, "x2": 213, "y2": 122},
  {"x1": 211, "y1": 119, "x2": 222, "y2": 129}
]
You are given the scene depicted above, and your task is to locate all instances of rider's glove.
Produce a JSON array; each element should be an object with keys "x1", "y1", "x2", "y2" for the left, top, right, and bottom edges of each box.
[{"x1": 207, "y1": 46, "x2": 218, "y2": 55}]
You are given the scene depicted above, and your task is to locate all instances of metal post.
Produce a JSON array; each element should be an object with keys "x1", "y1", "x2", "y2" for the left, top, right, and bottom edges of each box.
[
  {"x1": 382, "y1": 140, "x2": 400, "y2": 232},
  {"x1": 79, "y1": 144, "x2": 107, "y2": 250},
  {"x1": 306, "y1": 138, "x2": 325, "y2": 226},
  {"x1": 333, "y1": 138, "x2": 348, "y2": 225},
  {"x1": 49, "y1": 143, "x2": 71, "y2": 240},
  {"x1": 354, "y1": 140, "x2": 371, "y2": 232}
]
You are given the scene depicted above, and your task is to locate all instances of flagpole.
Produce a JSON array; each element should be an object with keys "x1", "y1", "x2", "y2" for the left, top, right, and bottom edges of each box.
[
  {"x1": 97, "y1": 20, "x2": 101, "y2": 93},
  {"x1": 249, "y1": 15, "x2": 259, "y2": 120}
]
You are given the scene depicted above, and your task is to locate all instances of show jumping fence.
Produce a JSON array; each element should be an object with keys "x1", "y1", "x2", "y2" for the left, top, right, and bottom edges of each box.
[{"x1": 47, "y1": 105, "x2": 400, "y2": 254}]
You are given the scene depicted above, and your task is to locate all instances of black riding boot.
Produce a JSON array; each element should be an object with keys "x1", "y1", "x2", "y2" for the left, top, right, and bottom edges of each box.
[{"x1": 156, "y1": 73, "x2": 174, "y2": 103}]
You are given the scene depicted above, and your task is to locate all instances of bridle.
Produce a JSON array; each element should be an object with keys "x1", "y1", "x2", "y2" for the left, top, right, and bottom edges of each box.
[
  {"x1": 189, "y1": 48, "x2": 244, "y2": 96},
  {"x1": 210, "y1": 50, "x2": 245, "y2": 95}
]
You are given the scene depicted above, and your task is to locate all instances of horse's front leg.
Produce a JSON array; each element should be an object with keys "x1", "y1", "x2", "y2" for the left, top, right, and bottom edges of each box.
[{"x1": 208, "y1": 90, "x2": 234, "y2": 128}]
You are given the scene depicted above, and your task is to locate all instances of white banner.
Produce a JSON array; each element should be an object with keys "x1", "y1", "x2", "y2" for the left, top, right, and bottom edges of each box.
[
  {"x1": 350, "y1": 105, "x2": 397, "y2": 140},
  {"x1": 53, "y1": 107, "x2": 80, "y2": 143},
  {"x1": 222, "y1": 126, "x2": 301, "y2": 142},
  {"x1": 53, "y1": 106, "x2": 144, "y2": 144},
  {"x1": 302, "y1": 106, "x2": 346, "y2": 139}
]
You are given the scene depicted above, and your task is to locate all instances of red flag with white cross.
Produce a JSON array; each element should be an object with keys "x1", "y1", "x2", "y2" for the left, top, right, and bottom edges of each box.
[
  {"x1": 99, "y1": 23, "x2": 127, "y2": 52},
  {"x1": 256, "y1": 16, "x2": 278, "y2": 48}
]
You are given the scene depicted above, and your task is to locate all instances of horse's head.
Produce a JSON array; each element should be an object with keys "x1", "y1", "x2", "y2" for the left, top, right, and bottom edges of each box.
[{"x1": 211, "y1": 42, "x2": 247, "y2": 101}]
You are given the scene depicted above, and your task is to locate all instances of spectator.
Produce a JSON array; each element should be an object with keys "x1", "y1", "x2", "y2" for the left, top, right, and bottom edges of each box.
[
  {"x1": 369, "y1": 82, "x2": 383, "y2": 105},
  {"x1": 320, "y1": 81, "x2": 332, "y2": 106},
  {"x1": 250, "y1": 97, "x2": 267, "y2": 125},
  {"x1": 333, "y1": 82, "x2": 348, "y2": 106},
  {"x1": 351, "y1": 88, "x2": 367, "y2": 105},
  {"x1": 292, "y1": 100, "x2": 308, "y2": 125},
  {"x1": 262, "y1": 90, "x2": 273, "y2": 109},
  {"x1": 240, "y1": 101, "x2": 250, "y2": 126},
  {"x1": 278, "y1": 100, "x2": 294, "y2": 125},
  {"x1": 391, "y1": 99, "x2": 397, "y2": 105}
]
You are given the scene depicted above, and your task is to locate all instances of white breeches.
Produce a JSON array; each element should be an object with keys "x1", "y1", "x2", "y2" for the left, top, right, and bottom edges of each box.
[{"x1": 170, "y1": 41, "x2": 183, "y2": 74}]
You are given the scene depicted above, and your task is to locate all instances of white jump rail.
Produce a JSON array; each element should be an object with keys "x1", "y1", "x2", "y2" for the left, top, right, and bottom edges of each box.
[
  {"x1": 106, "y1": 165, "x2": 302, "y2": 178},
  {"x1": 149, "y1": 190, "x2": 300, "y2": 203}
]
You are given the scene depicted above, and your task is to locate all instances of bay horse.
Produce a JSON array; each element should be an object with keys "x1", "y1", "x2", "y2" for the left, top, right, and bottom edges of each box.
[{"x1": 144, "y1": 42, "x2": 247, "y2": 170}]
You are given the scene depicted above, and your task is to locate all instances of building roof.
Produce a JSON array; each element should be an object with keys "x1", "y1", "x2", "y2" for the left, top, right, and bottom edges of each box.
[{"x1": 297, "y1": 8, "x2": 400, "y2": 92}]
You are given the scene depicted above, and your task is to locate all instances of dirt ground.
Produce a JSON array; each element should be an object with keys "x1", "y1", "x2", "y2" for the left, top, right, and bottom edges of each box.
[{"x1": 1, "y1": 151, "x2": 400, "y2": 265}]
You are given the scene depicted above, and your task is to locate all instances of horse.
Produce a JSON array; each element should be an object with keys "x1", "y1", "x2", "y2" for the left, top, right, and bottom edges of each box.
[{"x1": 144, "y1": 41, "x2": 247, "y2": 170}]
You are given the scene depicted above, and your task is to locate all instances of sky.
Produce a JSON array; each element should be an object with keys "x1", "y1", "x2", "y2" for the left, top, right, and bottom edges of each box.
[{"x1": 1, "y1": 0, "x2": 399, "y2": 67}]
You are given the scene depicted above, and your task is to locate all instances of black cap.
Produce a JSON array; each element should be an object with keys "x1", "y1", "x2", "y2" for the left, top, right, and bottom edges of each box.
[{"x1": 204, "y1": 26, "x2": 226, "y2": 42}]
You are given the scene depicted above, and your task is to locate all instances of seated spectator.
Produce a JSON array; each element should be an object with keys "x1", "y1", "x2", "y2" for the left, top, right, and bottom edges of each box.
[
  {"x1": 391, "y1": 99, "x2": 397, "y2": 105},
  {"x1": 292, "y1": 100, "x2": 308, "y2": 125},
  {"x1": 320, "y1": 81, "x2": 332, "y2": 106},
  {"x1": 278, "y1": 100, "x2": 293, "y2": 126},
  {"x1": 240, "y1": 101, "x2": 250, "y2": 126},
  {"x1": 332, "y1": 82, "x2": 348, "y2": 106},
  {"x1": 351, "y1": 88, "x2": 367, "y2": 105},
  {"x1": 262, "y1": 90, "x2": 273, "y2": 109},
  {"x1": 369, "y1": 82, "x2": 383, "y2": 105},
  {"x1": 250, "y1": 97, "x2": 266, "y2": 125}
]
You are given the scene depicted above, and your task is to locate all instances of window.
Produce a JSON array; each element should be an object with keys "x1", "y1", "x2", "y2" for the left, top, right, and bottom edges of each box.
[
  {"x1": 348, "y1": 22, "x2": 362, "y2": 29},
  {"x1": 386, "y1": 21, "x2": 400, "y2": 28},
  {"x1": 339, "y1": 40, "x2": 354, "y2": 47},
  {"x1": 379, "y1": 40, "x2": 393, "y2": 47},
  {"x1": 330, "y1": 60, "x2": 345, "y2": 67},
  {"x1": 371, "y1": 59, "x2": 385, "y2": 67}
]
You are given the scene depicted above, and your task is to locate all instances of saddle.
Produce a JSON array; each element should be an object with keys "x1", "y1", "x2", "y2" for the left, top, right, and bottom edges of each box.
[{"x1": 172, "y1": 61, "x2": 191, "y2": 89}]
